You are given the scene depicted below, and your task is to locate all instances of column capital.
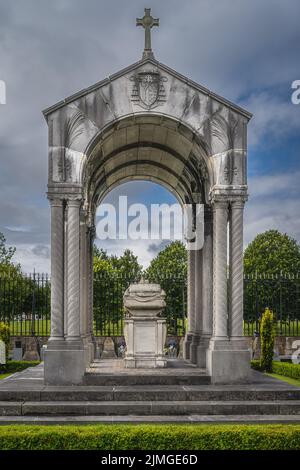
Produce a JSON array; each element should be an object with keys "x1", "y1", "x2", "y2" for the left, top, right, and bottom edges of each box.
[
  {"x1": 230, "y1": 198, "x2": 246, "y2": 209},
  {"x1": 66, "y1": 196, "x2": 82, "y2": 208},
  {"x1": 47, "y1": 194, "x2": 65, "y2": 205},
  {"x1": 212, "y1": 199, "x2": 229, "y2": 210}
]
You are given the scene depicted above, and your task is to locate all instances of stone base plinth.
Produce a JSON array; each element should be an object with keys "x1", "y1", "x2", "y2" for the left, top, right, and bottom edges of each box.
[
  {"x1": 124, "y1": 318, "x2": 167, "y2": 369},
  {"x1": 124, "y1": 356, "x2": 166, "y2": 369},
  {"x1": 190, "y1": 334, "x2": 200, "y2": 364},
  {"x1": 197, "y1": 335, "x2": 211, "y2": 368},
  {"x1": 183, "y1": 333, "x2": 193, "y2": 361},
  {"x1": 207, "y1": 338, "x2": 251, "y2": 384},
  {"x1": 44, "y1": 345, "x2": 85, "y2": 385}
]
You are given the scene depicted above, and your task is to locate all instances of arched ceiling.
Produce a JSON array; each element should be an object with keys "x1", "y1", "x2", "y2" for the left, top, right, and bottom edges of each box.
[{"x1": 83, "y1": 115, "x2": 213, "y2": 211}]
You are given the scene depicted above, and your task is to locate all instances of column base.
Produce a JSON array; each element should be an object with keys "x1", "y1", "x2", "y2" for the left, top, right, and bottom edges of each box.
[
  {"x1": 190, "y1": 334, "x2": 200, "y2": 364},
  {"x1": 207, "y1": 338, "x2": 251, "y2": 384},
  {"x1": 196, "y1": 335, "x2": 211, "y2": 368},
  {"x1": 44, "y1": 344, "x2": 85, "y2": 385},
  {"x1": 183, "y1": 333, "x2": 193, "y2": 361}
]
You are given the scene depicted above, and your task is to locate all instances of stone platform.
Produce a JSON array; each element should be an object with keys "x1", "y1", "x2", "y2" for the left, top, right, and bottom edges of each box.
[{"x1": 0, "y1": 361, "x2": 300, "y2": 424}]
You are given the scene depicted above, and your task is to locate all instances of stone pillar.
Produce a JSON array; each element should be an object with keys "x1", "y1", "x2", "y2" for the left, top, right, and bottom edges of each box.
[
  {"x1": 45, "y1": 194, "x2": 86, "y2": 385},
  {"x1": 207, "y1": 196, "x2": 250, "y2": 383},
  {"x1": 229, "y1": 200, "x2": 245, "y2": 338},
  {"x1": 197, "y1": 206, "x2": 213, "y2": 368},
  {"x1": 86, "y1": 225, "x2": 96, "y2": 361},
  {"x1": 213, "y1": 200, "x2": 229, "y2": 339},
  {"x1": 190, "y1": 248, "x2": 202, "y2": 363},
  {"x1": 66, "y1": 198, "x2": 82, "y2": 342},
  {"x1": 183, "y1": 249, "x2": 196, "y2": 360},
  {"x1": 48, "y1": 197, "x2": 64, "y2": 343}
]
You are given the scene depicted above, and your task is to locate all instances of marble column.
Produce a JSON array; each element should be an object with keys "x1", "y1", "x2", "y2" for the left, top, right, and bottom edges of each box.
[
  {"x1": 229, "y1": 200, "x2": 244, "y2": 338},
  {"x1": 212, "y1": 200, "x2": 229, "y2": 339},
  {"x1": 66, "y1": 197, "x2": 82, "y2": 342},
  {"x1": 87, "y1": 225, "x2": 96, "y2": 360},
  {"x1": 197, "y1": 206, "x2": 213, "y2": 367},
  {"x1": 48, "y1": 197, "x2": 65, "y2": 344},
  {"x1": 44, "y1": 194, "x2": 86, "y2": 385},
  {"x1": 207, "y1": 196, "x2": 250, "y2": 383},
  {"x1": 183, "y1": 249, "x2": 196, "y2": 360},
  {"x1": 190, "y1": 248, "x2": 202, "y2": 363}
]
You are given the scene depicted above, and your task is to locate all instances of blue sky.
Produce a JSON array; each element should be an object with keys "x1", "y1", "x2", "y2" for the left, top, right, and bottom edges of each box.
[{"x1": 0, "y1": 0, "x2": 299, "y2": 272}]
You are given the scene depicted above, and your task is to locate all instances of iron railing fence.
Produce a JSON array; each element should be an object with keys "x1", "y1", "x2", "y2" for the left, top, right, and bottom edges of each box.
[
  {"x1": 0, "y1": 272, "x2": 51, "y2": 336},
  {"x1": 0, "y1": 272, "x2": 299, "y2": 337},
  {"x1": 243, "y1": 273, "x2": 300, "y2": 336}
]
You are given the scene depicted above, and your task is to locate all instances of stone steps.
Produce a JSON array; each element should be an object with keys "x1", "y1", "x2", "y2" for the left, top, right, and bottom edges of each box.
[
  {"x1": 1, "y1": 386, "x2": 300, "y2": 402},
  {"x1": 83, "y1": 373, "x2": 211, "y2": 386},
  {"x1": 1, "y1": 400, "x2": 300, "y2": 416},
  {"x1": 2, "y1": 415, "x2": 300, "y2": 424}
]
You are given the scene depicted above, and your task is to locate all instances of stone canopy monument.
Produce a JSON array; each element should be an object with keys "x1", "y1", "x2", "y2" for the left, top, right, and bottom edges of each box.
[{"x1": 43, "y1": 8, "x2": 252, "y2": 385}]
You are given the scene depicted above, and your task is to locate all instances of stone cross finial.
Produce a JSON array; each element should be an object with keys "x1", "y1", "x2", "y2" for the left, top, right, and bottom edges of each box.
[{"x1": 136, "y1": 8, "x2": 159, "y2": 60}]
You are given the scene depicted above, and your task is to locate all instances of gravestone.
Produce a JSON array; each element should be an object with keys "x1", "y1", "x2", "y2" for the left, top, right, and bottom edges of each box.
[
  {"x1": 101, "y1": 337, "x2": 117, "y2": 359},
  {"x1": 0, "y1": 340, "x2": 6, "y2": 365},
  {"x1": 123, "y1": 279, "x2": 167, "y2": 368}
]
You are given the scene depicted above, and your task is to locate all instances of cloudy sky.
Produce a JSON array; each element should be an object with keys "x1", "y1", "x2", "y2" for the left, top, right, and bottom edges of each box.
[{"x1": 0, "y1": 0, "x2": 299, "y2": 272}]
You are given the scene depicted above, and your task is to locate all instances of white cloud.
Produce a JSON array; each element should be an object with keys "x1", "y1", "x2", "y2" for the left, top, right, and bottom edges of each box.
[
  {"x1": 245, "y1": 171, "x2": 300, "y2": 247},
  {"x1": 241, "y1": 91, "x2": 300, "y2": 147}
]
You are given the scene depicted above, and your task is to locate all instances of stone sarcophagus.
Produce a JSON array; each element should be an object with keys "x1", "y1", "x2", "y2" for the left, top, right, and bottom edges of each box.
[{"x1": 123, "y1": 279, "x2": 167, "y2": 368}]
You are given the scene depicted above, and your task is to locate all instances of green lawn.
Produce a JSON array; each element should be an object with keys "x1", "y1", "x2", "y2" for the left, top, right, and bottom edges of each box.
[
  {"x1": 0, "y1": 373, "x2": 11, "y2": 380},
  {"x1": 6, "y1": 319, "x2": 300, "y2": 337},
  {"x1": 266, "y1": 372, "x2": 300, "y2": 387}
]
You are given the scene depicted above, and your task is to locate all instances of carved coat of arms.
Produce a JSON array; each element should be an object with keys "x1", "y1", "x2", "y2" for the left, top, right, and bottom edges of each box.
[{"x1": 130, "y1": 71, "x2": 167, "y2": 110}]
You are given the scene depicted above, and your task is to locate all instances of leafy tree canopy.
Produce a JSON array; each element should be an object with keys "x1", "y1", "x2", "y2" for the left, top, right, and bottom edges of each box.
[
  {"x1": 93, "y1": 246, "x2": 142, "y2": 279},
  {"x1": 0, "y1": 233, "x2": 21, "y2": 277},
  {"x1": 244, "y1": 230, "x2": 300, "y2": 276},
  {"x1": 146, "y1": 241, "x2": 187, "y2": 280}
]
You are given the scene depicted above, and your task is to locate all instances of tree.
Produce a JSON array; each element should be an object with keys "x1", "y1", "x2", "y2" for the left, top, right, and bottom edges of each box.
[
  {"x1": 145, "y1": 241, "x2": 187, "y2": 335},
  {"x1": 93, "y1": 247, "x2": 142, "y2": 334},
  {"x1": 243, "y1": 230, "x2": 300, "y2": 324},
  {"x1": 244, "y1": 230, "x2": 300, "y2": 276},
  {"x1": 260, "y1": 308, "x2": 275, "y2": 372},
  {"x1": 0, "y1": 233, "x2": 16, "y2": 265}
]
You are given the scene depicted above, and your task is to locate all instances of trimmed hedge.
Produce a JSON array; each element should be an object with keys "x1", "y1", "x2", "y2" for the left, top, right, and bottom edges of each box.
[
  {"x1": 251, "y1": 360, "x2": 300, "y2": 380},
  {"x1": 272, "y1": 361, "x2": 300, "y2": 381},
  {"x1": 0, "y1": 360, "x2": 40, "y2": 374},
  {"x1": 0, "y1": 424, "x2": 300, "y2": 450}
]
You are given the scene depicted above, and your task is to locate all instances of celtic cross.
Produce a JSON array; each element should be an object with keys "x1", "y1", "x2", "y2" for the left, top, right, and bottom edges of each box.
[{"x1": 136, "y1": 8, "x2": 159, "y2": 59}]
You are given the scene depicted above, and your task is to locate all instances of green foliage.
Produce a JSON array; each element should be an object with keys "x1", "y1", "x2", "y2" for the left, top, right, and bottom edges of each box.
[
  {"x1": 0, "y1": 424, "x2": 300, "y2": 450},
  {"x1": 244, "y1": 230, "x2": 300, "y2": 275},
  {"x1": 260, "y1": 308, "x2": 276, "y2": 372},
  {"x1": 93, "y1": 247, "x2": 142, "y2": 334},
  {"x1": 0, "y1": 360, "x2": 40, "y2": 374},
  {"x1": 250, "y1": 360, "x2": 263, "y2": 371},
  {"x1": 243, "y1": 230, "x2": 300, "y2": 323},
  {"x1": 0, "y1": 233, "x2": 16, "y2": 265},
  {"x1": 272, "y1": 361, "x2": 300, "y2": 380},
  {"x1": 0, "y1": 322, "x2": 10, "y2": 360},
  {"x1": 145, "y1": 241, "x2": 187, "y2": 334},
  {"x1": 251, "y1": 360, "x2": 300, "y2": 381}
]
